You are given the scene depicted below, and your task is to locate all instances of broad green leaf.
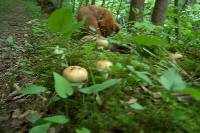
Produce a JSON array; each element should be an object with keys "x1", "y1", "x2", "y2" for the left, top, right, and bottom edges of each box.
[
  {"x1": 127, "y1": 65, "x2": 152, "y2": 84},
  {"x1": 133, "y1": 35, "x2": 169, "y2": 48},
  {"x1": 135, "y1": 71, "x2": 152, "y2": 85},
  {"x1": 134, "y1": 22, "x2": 156, "y2": 31},
  {"x1": 76, "y1": 128, "x2": 91, "y2": 133},
  {"x1": 18, "y1": 85, "x2": 47, "y2": 95},
  {"x1": 53, "y1": 72, "x2": 73, "y2": 98},
  {"x1": 26, "y1": 113, "x2": 42, "y2": 124},
  {"x1": 29, "y1": 123, "x2": 51, "y2": 133},
  {"x1": 18, "y1": 70, "x2": 34, "y2": 75},
  {"x1": 48, "y1": 7, "x2": 77, "y2": 34},
  {"x1": 79, "y1": 79, "x2": 120, "y2": 94},
  {"x1": 159, "y1": 68, "x2": 186, "y2": 91},
  {"x1": 184, "y1": 88, "x2": 200, "y2": 101},
  {"x1": 130, "y1": 103, "x2": 144, "y2": 110},
  {"x1": 43, "y1": 115, "x2": 69, "y2": 124}
]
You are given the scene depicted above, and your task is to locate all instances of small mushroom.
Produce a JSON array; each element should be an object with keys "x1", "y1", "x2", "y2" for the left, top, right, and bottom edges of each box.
[
  {"x1": 63, "y1": 66, "x2": 88, "y2": 82},
  {"x1": 81, "y1": 35, "x2": 96, "y2": 42},
  {"x1": 96, "y1": 60, "x2": 113, "y2": 70},
  {"x1": 96, "y1": 38, "x2": 109, "y2": 49},
  {"x1": 170, "y1": 53, "x2": 183, "y2": 60}
]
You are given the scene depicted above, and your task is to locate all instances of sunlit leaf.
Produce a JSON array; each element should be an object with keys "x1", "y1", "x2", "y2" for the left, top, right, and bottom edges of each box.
[
  {"x1": 133, "y1": 35, "x2": 169, "y2": 48},
  {"x1": 29, "y1": 123, "x2": 51, "y2": 133},
  {"x1": 159, "y1": 68, "x2": 186, "y2": 91},
  {"x1": 184, "y1": 88, "x2": 200, "y2": 101},
  {"x1": 43, "y1": 115, "x2": 69, "y2": 124},
  {"x1": 18, "y1": 85, "x2": 47, "y2": 95},
  {"x1": 76, "y1": 127, "x2": 91, "y2": 133},
  {"x1": 53, "y1": 72, "x2": 73, "y2": 98},
  {"x1": 48, "y1": 7, "x2": 77, "y2": 34},
  {"x1": 79, "y1": 79, "x2": 120, "y2": 94},
  {"x1": 134, "y1": 71, "x2": 152, "y2": 85},
  {"x1": 130, "y1": 103, "x2": 144, "y2": 110}
]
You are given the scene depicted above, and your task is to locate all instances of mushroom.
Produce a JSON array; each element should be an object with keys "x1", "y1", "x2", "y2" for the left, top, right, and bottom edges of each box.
[
  {"x1": 81, "y1": 35, "x2": 96, "y2": 42},
  {"x1": 96, "y1": 60, "x2": 113, "y2": 70},
  {"x1": 96, "y1": 38, "x2": 109, "y2": 49},
  {"x1": 169, "y1": 53, "x2": 183, "y2": 60},
  {"x1": 96, "y1": 60, "x2": 113, "y2": 79},
  {"x1": 63, "y1": 66, "x2": 88, "y2": 82}
]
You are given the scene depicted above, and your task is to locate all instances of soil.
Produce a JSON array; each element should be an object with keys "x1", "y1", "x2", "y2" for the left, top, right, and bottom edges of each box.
[{"x1": 0, "y1": 0, "x2": 42, "y2": 132}]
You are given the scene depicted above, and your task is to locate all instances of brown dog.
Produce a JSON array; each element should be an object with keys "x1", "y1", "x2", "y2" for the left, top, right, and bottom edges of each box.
[{"x1": 77, "y1": 5, "x2": 120, "y2": 37}]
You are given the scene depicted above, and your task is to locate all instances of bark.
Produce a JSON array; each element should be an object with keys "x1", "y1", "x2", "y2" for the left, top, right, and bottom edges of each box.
[
  {"x1": 128, "y1": 0, "x2": 145, "y2": 22},
  {"x1": 151, "y1": 0, "x2": 169, "y2": 25}
]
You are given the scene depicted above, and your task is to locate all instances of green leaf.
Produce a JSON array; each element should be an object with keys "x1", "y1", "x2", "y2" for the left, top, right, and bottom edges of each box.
[
  {"x1": 18, "y1": 70, "x2": 34, "y2": 75},
  {"x1": 184, "y1": 88, "x2": 200, "y2": 101},
  {"x1": 6, "y1": 35, "x2": 14, "y2": 45},
  {"x1": 79, "y1": 79, "x2": 120, "y2": 94},
  {"x1": 134, "y1": 71, "x2": 152, "y2": 85},
  {"x1": 29, "y1": 123, "x2": 51, "y2": 133},
  {"x1": 133, "y1": 35, "x2": 169, "y2": 48},
  {"x1": 43, "y1": 115, "x2": 69, "y2": 124},
  {"x1": 130, "y1": 103, "x2": 144, "y2": 110},
  {"x1": 48, "y1": 7, "x2": 77, "y2": 34},
  {"x1": 159, "y1": 68, "x2": 186, "y2": 91},
  {"x1": 26, "y1": 113, "x2": 42, "y2": 124},
  {"x1": 76, "y1": 128, "x2": 91, "y2": 133},
  {"x1": 53, "y1": 72, "x2": 73, "y2": 98},
  {"x1": 127, "y1": 65, "x2": 152, "y2": 84},
  {"x1": 18, "y1": 85, "x2": 47, "y2": 95}
]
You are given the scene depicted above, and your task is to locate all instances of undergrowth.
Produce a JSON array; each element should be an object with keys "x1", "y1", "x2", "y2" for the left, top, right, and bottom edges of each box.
[{"x1": 16, "y1": 1, "x2": 200, "y2": 133}]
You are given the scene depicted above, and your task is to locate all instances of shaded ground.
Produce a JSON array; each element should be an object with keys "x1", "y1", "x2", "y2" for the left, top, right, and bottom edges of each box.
[{"x1": 0, "y1": 0, "x2": 41, "y2": 132}]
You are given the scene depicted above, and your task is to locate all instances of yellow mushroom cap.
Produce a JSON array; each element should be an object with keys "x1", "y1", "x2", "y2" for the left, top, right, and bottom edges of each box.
[
  {"x1": 96, "y1": 60, "x2": 113, "y2": 70},
  {"x1": 63, "y1": 66, "x2": 88, "y2": 82},
  {"x1": 170, "y1": 53, "x2": 183, "y2": 60},
  {"x1": 96, "y1": 38, "x2": 109, "y2": 48}
]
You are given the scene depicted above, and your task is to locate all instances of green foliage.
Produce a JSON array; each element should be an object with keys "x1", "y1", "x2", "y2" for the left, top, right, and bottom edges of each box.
[
  {"x1": 26, "y1": 113, "x2": 42, "y2": 124},
  {"x1": 130, "y1": 103, "x2": 144, "y2": 110},
  {"x1": 133, "y1": 35, "x2": 169, "y2": 48},
  {"x1": 159, "y1": 68, "x2": 186, "y2": 91},
  {"x1": 43, "y1": 115, "x2": 69, "y2": 124},
  {"x1": 184, "y1": 88, "x2": 200, "y2": 101},
  {"x1": 80, "y1": 79, "x2": 120, "y2": 94},
  {"x1": 48, "y1": 7, "x2": 82, "y2": 38},
  {"x1": 29, "y1": 123, "x2": 51, "y2": 133},
  {"x1": 53, "y1": 72, "x2": 73, "y2": 98},
  {"x1": 76, "y1": 128, "x2": 91, "y2": 133},
  {"x1": 18, "y1": 0, "x2": 200, "y2": 132},
  {"x1": 18, "y1": 85, "x2": 48, "y2": 95}
]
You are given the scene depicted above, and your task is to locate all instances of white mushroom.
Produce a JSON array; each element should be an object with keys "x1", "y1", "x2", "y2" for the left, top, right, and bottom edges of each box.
[
  {"x1": 169, "y1": 53, "x2": 183, "y2": 60},
  {"x1": 96, "y1": 60, "x2": 113, "y2": 70},
  {"x1": 96, "y1": 38, "x2": 109, "y2": 49},
  {"x1": 63, "y1": 66, "x2": 88, "y2": 82}
]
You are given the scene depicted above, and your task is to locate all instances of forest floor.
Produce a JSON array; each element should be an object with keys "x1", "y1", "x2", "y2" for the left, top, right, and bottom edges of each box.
[
  {"x1": 0, "y1": 0, "x2": 200, "y2": 133},
  {"x1": 0, "y1": 0, "x2": 41, "y2": 132}
]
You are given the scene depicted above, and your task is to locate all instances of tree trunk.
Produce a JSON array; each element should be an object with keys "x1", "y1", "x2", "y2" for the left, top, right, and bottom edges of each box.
[
  {"x1": 91, "y1": 0, "x2": 95, "y2": 5},
  {"x1": 128, "y1": 0, "x2": 145, "y2": 22},
  {"x1": 174, "y1": 0, "x2": 179, "y2": 38},
  {"x1": 151, "y1": 0, "x2": 169, "y2": 25}
]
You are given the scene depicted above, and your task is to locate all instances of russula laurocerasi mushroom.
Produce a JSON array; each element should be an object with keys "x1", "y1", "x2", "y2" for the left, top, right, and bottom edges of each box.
[
  {"x1": 63, "y1": 66, "x2": 88, "y2": 82},
  {"x1": 96, "y1": 60, "x2": 113, "y2": 70},
  {"x1": 170, "y1": 53, "x2": 183, "y2": 60},
  {"x1": 96, "y1": 38, "x2": 109, "y2": 49}
]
